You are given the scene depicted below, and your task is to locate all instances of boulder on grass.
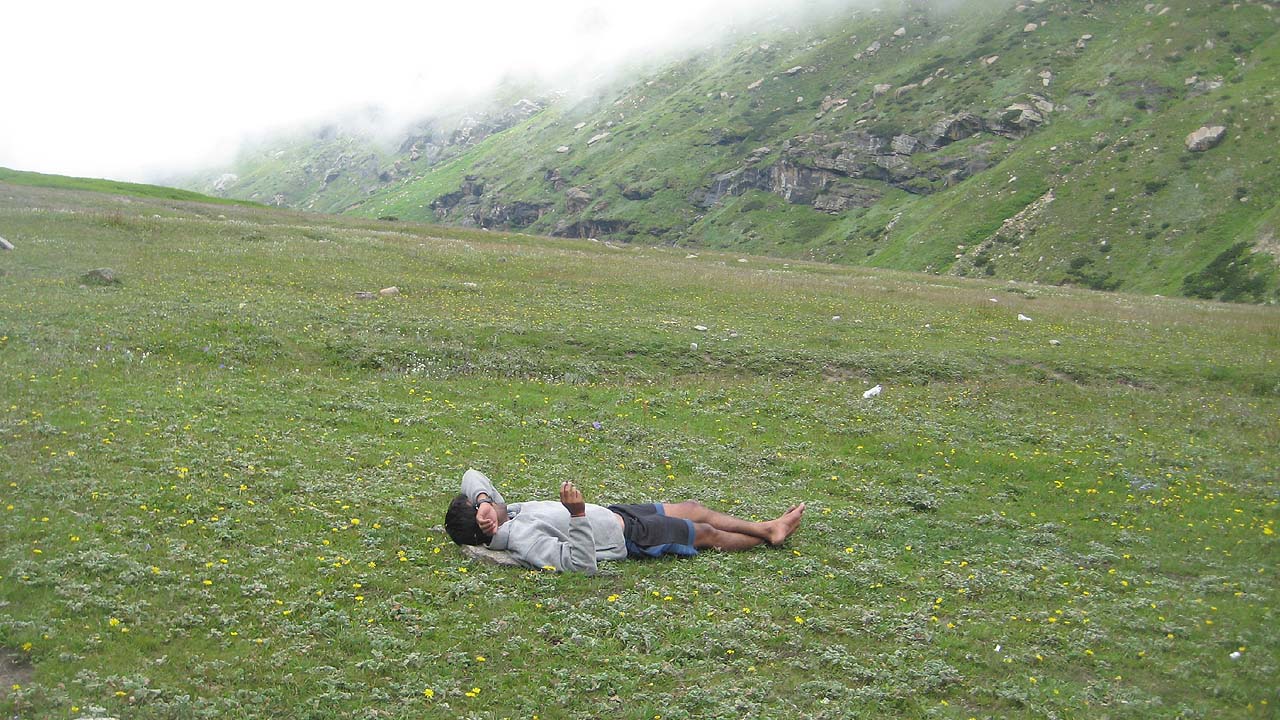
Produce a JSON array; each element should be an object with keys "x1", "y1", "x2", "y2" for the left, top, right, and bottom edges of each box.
[{"x1": 1185, "y1": 125, "x2": 1227, "y2": 152}]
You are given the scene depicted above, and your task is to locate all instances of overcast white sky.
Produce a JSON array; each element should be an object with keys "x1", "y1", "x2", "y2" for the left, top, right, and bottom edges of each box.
[{"x1": 0, "y1": 0, "x2": 851, "y2": 183}]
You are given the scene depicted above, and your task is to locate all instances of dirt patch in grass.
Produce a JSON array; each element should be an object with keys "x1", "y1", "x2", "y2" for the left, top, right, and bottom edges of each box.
[
  {"x1": 822, "y1": 365, "x2": 865, "y2": 383},
  {"x1": 1, "y1": 649, "x2": 34, "y2": 688}
]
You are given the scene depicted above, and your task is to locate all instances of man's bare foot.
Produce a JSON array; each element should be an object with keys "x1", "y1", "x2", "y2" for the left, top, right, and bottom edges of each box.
[{"x1": 767, "y1": 503, "x2": 806, "y2": 545}]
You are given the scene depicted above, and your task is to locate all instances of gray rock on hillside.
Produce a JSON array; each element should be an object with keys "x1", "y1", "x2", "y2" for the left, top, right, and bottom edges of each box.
[
  {"x1": 891, "y1": 134, "x2": 921, "y2": 155},
  {"x1": 1185, "y1": 75, "x2": 1224, "y2": 96},
  {"x1": 927, "y1": 112, "x2": 985, "y2": 146},
  {"x1": 565, "y1": 187, "x2": 593, "y2": 213},
  {"x1": 1000, "y1": 103, "x2": 1047, "y2": 132},
  {"x1": 1185, "y1": 125, "x2": 1227, "y2": 152},
  {"x1": 815, "y1": 96, "x2": 848, "y2": 118},
  {"x1": 212, "y1": 173, "x2": 238, "y2": 192},
  {"x1": 0, "y1": 236, "x2": 13, "y2": 251}
]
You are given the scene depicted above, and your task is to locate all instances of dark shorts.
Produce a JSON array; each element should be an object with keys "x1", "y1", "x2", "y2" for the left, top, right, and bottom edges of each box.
[{"x1": 608, "y1": 503, "x2": 698, "y2": 559}]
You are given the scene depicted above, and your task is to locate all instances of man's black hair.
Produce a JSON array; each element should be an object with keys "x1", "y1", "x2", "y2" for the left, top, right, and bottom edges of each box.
[{"x1": 445, "y1": 493, "x2": 492, "y2": 546}]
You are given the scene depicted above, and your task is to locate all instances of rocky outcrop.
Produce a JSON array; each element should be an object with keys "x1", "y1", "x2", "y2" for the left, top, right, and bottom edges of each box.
[
  {"x1": 621, "y1": 182, "x2": 657, "y2": 200},
  {"x1": 1185, "y1": 125, "x2": 1227, "y2": 152},
  {"x1": 891, "y1": 134, "x2": 921, "y2": 155},
  {"x1": 707, "y1": 126, "x2": 749, "y2": 145},
  {"x1": 430, "y1": 180, "x2": 551, "y2": 229},
  {"x1": 693, "y1": 137, "x2": 933, "y2": 211},
  {"x1": 552, "y1": 218, "x2": 633, "y2": 239},
  {"x1": 925, "y1": 113, "x2": 985, "y2": 147},
  {"x1": 1184, "y1": 75, "x2": 1224, "y2": 96},
  {"x1": 213, "y1": 173, "x2": 239, "y2": 192},
  {"x1": 990, "y1": 96, "x2": 1055, "y2": 137},
  {"x1": 772, "y1": 160, "x2": 841, "y2": 205},
  {"x1": 693, "y1": 165, "x2": 775, "y2": 207},
  {"x1": 398, "y1": 97, "x2": 549, "y2": 172},
  {"x1": 813, "y1": 183, "x2": 882, "y2": 213},
  {"x1": 565, "y1": 187, "x2": 593, "y2": 213},
  {"x1": 435, "y1": 88, "x2": 1051, "y2": 231},
  {"x1": 815, "y1": 96, "x2": 849, "y2": 119},
  {"x1": 431, "y1": 175, "x2": 487, "y2": 218},
  {"x1": 951, "y1": 189, "x2": 1056, "y2": 276},
  {"x1": 485, "y1": 201, "x2": 551, "y2": 227},
  {"x1": 693, "y1": 96, "x2": 1048, "y2": 215}
]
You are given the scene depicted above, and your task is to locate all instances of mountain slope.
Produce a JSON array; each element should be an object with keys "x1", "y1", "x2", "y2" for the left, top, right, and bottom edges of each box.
[
  {"x1": 188, "y1": 0, "x2": 1280, "y2": 301},
  {"x1": 0, "y1": 167, "x2": 256, "y2": 206}
]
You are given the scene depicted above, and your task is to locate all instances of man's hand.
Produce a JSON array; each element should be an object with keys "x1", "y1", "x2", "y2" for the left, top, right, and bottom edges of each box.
[
  {"x1": 476, "y1": 501, "x2": 499, "y2": 535},
  {"x1": 560, "y1": 481, "x2": 586, "y2": 517}
]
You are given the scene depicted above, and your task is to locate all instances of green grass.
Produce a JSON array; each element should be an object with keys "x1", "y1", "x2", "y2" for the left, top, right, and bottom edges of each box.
[
  {"x1": 1, "y1": 182, "x2": 1277, "y2": 719},
  {"x1": 0, "y1": 167, "x2": 258, "y2": 207}
]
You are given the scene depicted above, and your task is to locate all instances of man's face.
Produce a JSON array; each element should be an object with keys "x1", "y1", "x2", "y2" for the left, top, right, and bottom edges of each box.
[{"x1": 476, "y1": 501, "x2": 504, "y2": 537}]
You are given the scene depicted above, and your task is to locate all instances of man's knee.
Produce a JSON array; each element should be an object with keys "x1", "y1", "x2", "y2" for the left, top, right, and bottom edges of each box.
[
  {"x1": 690, "y1": 521, "x2": 719, "y2": 547},
  {"x1": 662, "y1": 500, "x2": 708, "y2": 523},
  {"x1": 671, "y1": 500, "x2": 708, "y2": 519}
]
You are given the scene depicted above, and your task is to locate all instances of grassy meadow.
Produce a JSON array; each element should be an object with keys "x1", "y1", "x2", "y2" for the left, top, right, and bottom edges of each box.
[{"x1": 0, "y1": 182, "x2": 1276, "y2": 719}]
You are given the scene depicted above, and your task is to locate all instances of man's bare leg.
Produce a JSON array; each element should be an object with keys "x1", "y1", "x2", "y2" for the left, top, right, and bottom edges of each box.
[
  {"x1": 663, "y1": 501, "x2": 805, "y2": 546},
  {"x1": 690, "y1": 523, "x2": 766, "y2": 551}
]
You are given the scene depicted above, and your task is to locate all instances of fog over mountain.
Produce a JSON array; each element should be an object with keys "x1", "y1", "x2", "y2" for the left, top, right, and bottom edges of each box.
[{"x1": 0, "y1": 0, "x2": 879, "y2": 183}]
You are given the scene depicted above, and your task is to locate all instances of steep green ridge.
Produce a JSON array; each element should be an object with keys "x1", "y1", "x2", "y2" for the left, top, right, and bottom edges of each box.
[
  {"x1": 188, "y1": 0, "x2": 1280, "y2": 301},
  {"x1": 0, "y1": 167, "x2": 256, "y2": 207},
  {"x1": 186, "y1": 134, "x2": 394, "y2": 214}
]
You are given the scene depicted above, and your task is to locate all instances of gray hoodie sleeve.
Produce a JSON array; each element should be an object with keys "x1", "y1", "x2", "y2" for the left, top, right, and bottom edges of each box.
[
  {"x1": 461, "y1": 468, "x2": 505, "y2": 505},
  {"x1": 506, "y1": 515, "x2": 598, "y2": 575}
]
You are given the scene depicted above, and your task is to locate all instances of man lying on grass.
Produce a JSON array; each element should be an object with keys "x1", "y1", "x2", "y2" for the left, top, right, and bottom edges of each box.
[{"x1": 444, "y1": 468, "x2": 806, "y2": 574}]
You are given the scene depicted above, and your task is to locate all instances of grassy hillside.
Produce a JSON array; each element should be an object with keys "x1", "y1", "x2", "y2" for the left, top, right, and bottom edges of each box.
[
  {"x1": 190, "y1": 0, "x2": 1280, "y2": 302},
  {"x1": 0, "y1": 167, "x2": 256, "y2": 207},
  {"x1": 2, "y1": 181, "x2": 1277, "y2": 719}
]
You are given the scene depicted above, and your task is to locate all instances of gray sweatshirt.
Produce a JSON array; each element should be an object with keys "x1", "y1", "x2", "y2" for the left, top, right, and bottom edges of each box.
[{"x1": 460, "y1": 468, "x2": 628, "y2": 575}]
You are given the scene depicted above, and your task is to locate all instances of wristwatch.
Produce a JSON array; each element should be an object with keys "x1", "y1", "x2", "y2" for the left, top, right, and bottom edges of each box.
[{"x1": 474, "y1": 498, "x2": 494, "y2": 510}]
